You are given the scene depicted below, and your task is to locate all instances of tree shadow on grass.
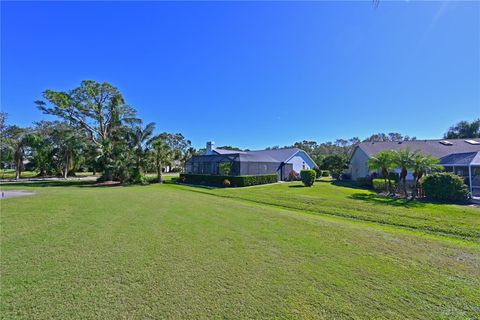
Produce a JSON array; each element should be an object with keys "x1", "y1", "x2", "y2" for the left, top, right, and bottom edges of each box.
[
  {"x1": 1, "y1": 180, "x2": 99, "y2": 188},
  {"x1": 349, "y1": 193, "x2": 427, "y2": 208},
  {"x1": 288, "y1": 185, "x2": 306, "y2": 188},
  {"x1": 319, "y1": 179, "x2": 370, "y2": 191}
]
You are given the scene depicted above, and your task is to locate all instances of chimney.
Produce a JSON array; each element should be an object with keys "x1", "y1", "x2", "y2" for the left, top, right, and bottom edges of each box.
[{"x1": 206, "y1": 141, "x2": 215, "y2": 154}]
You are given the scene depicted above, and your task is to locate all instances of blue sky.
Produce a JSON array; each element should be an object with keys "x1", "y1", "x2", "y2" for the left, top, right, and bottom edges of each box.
[{"x1": 2, "y1": 1, "x2": 479, "y2": 150}]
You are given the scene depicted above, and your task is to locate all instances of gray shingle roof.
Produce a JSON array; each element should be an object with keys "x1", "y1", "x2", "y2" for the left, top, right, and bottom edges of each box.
[
  {"x1": 357, "y1": 138, "x2": 480, "y2": 159},
  {"x1": 213, "y1": 148, "x2": 302, "y2": 163},
  {"x1": 440, "y1": 152, "x2": 480, "y2": 165}
]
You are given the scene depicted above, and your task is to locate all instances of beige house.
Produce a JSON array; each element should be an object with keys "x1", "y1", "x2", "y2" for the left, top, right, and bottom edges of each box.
[{"x1": 348, "y1": 138, "x2": 480, "y2": 197}]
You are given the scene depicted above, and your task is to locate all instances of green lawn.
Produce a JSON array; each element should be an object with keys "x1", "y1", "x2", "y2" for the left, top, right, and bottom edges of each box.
[
  {"x1": 1, "y1": 181, "x2": 479, "y2": 319},
  {"x1": 176, "y1": 179, "x2": 480, "y2": 242},
  {"x1": 0, "y1": 170, "x2": 99, "y2": 180}
]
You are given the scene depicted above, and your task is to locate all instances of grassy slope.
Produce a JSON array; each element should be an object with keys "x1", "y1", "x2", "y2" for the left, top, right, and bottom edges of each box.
[
  {"x1": 1, "y1": 182, "x2": 479, "y2": 319},
  {"x1": 176, "y1": 180, "x2": 480, "y2": 241}
]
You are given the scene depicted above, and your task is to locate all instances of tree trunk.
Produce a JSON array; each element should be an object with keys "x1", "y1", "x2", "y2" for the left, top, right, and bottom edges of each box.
[
  {"x1": 64, "y1": 150, "x2": 69, "y2": 179},
  {"x1": 157, "y1": 158, "x2": 162, "y2": 183},
  {"x1": 14, "y1": 151, "x2": 22, "y2": 180},
  {"x1": 411, "y1": 174, "x2": 417, "y2": 199}
]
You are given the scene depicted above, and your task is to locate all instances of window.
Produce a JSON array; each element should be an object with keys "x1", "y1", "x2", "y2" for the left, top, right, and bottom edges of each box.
[
  {"x1": 465, "y1": 139, "x2": 480, "y2": 145},
  {"x1": 302, "y1": 161, "x2": 305, "y2": 169},
  {"x1": 439, "y1": 140, "x2": 453, "y2": 146}
]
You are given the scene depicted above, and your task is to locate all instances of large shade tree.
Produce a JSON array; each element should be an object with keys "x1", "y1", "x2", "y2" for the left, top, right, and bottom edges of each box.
[{"x1": 36, "y1": 80, "x2": 139, "y2": 181}]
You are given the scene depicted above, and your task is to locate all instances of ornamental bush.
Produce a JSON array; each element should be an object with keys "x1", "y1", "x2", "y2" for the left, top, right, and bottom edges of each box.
[
  {"x1": 223, "y1": 179, "x2": 231, "y2": 187},
  {"x1": 321, "y1": 170, "x2": 330, "y2": 177},
  {"x1": 421, "y1": 172, "x2": 470, "y2": 202},
  {"x1": 300, "y1": 169, "x2": 316, "y2": 187},
  {"x1": 288, "y1": 170, "x2": 299, "y2": 181}
]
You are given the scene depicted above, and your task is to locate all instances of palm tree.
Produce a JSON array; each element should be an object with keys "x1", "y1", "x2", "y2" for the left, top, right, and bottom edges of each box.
[
  {"x1": 148, "y1": 135, "x2": 173, "y2": 183},
  {"x1": 393, "y1": 148, "x2": 417, "y2": 198},
  {"x1": 368, "y1": 150, "x2": 396, "y2": 194},
  {"x1": 411, "y1": 154, "x2": 442, "y2": 199},
  {"x1": 4, "y1": 126, "x2": 31, "y2": 180},
  {"x1": 130, "y1": 122, "x2": 156, "y2": 177}
]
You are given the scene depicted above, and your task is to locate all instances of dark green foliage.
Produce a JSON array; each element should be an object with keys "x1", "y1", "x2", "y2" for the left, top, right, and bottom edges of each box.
[
  {"x1": 321, "y1": 170, "x2": 330, "y2": 177},
  {"x1": 314, "y1": 167, "x2": 322, "y2": 178},
  {"x1": 421, "y1": 173, "x2": 470, "y2": 202},
  {"x1": 322, "y1": 155, "x2": 348, "y2": 179},
  {"x1": 300, "y1": 170, "x2": 316, "y2": 187},
  {"x1": 179, "y1": 174, "x2": 278, "y2": 187},
  {"x1": 444, "y1": 119, "x2": 480, "y2": 139},
  {"x1": 356, "y1": 177, "x2": 372, "y2": 187},
  {"x1": 372, "y1": 179, "x2": 387, "y2": 191}
]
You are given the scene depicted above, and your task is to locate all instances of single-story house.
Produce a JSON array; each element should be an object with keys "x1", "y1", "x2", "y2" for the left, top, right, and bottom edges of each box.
[
  {"x1": 348, "y1": 138, "x2": 480, "y2": 197},
  {"x1": 185, "y1": 142, "x2": 317, "y2": 180}
]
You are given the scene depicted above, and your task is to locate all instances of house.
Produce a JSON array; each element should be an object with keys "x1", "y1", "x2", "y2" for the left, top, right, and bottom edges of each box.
[
  {"x1": 348, "y1": 138, "x2": 480, "y2": 197},
  {"x1": 185, "y1": 142, "x2": 317, "y2": 180}
]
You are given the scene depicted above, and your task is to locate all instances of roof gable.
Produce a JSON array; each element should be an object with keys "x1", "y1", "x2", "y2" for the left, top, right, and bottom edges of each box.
[{"x1": 212, "y1": 147, "x2": 307, "y2": 163}]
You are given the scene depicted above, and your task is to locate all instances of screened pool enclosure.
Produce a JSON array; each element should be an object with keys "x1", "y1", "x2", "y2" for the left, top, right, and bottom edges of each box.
[
  {"x1": 441, "y1": 151, "x2": 480, "y2": 198},
  {"x1": 185, "y1": 153, "x2": 293, "y2": 180}
]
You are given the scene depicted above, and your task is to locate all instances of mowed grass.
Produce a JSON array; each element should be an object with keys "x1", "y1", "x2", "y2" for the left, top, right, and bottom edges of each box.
[
  {"x1": 177, "y1": 180, "x2": 480, "y2": 242},
  {"x1": 0, "y1": 170, "x2": 99, "y2": 180},
  {"x1": 1, "y1": 182, "x2": 479, "y2": 319}
]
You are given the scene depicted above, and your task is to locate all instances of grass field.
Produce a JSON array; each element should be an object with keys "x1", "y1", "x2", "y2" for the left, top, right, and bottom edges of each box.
[
  {"x1": 0, "y1": 170, "x2": 99, "y2": 180},
  {"x1": 1, "y1": 180, "x2": 479, "y2": 318},
  {"x1": 179, "y1": 179, "x2": 480, "y2": 242}
]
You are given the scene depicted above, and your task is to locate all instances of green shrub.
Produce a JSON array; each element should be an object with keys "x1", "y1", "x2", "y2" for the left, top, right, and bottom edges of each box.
[
  {"x1": 372, "y1": 179, "x2": 387, "y2": 191},
  {"x1": 179, "y1": 174, "x2": 278, "y2": 187},
  {"x1": 314, "y1": 167, "x2": 322, "y2": 178},
  {"x1": 321, "y1": 170, "x2": 330, "y2": 177},
  {"x1": 421, "y1": 172, "x2": 470, "y2": 202},
  {"x1": 300, "y1": 170, "x2": 316, "y2": 187},
  {"x1": 356, "y1": 177, "x2": 372, "y2": 187}
]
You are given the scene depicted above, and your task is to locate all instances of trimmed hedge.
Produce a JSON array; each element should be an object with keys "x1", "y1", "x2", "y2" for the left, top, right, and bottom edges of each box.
[
  {"x1": 421, "y1": 172, "x2": 470, "y2": 203},
  {"x1": 321, "y1": 170, "x2": 330, "y2": 177},
  {"x1": 300, "y1": 170, "x2": 316, "y2": 187},
  {"x1": 179, "y1": 173, "x2": 278, "y2": 187}
]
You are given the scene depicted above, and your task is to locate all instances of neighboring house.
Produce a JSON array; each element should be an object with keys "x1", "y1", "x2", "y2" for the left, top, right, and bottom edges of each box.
[
  {"x1": 163, "y1": 160, "x2": 182, "y2": 173},
  {"x1": 185, "y1": 142, "x2": 317, "y2": 180},
  {"x1": 348, "y1": 138, "x2": 480, "y2": 197}
]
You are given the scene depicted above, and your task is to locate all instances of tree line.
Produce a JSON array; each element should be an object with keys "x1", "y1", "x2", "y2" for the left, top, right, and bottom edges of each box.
[
  {"x1": 1, "y1": 79, "x2": 478, "y2": 183},
  {"x1": 1, "y1": 81, "x2": 195, "y2": 183},
  {"x1": 269, "y1": 120, "x2": 479, "y2": 179}
]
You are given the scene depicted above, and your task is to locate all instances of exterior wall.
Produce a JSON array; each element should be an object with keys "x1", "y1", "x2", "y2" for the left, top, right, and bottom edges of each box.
[
  {"x1": 349, "y1": 147, "x2": 416, "y2": 181},
  {"x1": 349, "y1": 147, "x2": 370, "y2": 180},
  {"x1": 286, "y1": 151, "x2": 316, "y2": 173}
]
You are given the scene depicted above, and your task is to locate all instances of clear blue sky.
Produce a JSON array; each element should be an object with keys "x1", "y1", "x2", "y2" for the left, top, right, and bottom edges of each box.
[{"x1": 2, "y1": 1, "x2": 479, "y2": 150}]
